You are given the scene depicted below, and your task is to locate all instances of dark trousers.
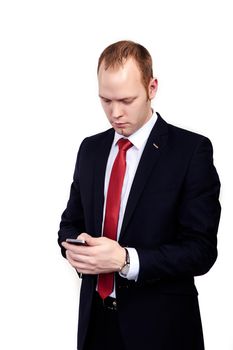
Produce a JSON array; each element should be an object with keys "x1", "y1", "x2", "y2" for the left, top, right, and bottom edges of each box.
[{"x1": 84, "y1": 292, "x2": 125, "y2": 350}]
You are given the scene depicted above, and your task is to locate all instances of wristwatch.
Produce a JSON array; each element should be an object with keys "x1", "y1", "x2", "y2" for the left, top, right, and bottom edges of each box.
[{"x1": 120, "y1": 248, "x2": 130, "y2": 277}]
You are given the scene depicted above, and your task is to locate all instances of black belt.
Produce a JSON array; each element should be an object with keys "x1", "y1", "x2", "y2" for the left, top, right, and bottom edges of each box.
[{"x1": 95, "y1": 291, "x2": 117, "y2": 311}]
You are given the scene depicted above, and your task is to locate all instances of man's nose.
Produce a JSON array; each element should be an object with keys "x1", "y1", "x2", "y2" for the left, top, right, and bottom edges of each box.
[{"x1": 111, "y1": 103, "x2": 122, "y2": 119}]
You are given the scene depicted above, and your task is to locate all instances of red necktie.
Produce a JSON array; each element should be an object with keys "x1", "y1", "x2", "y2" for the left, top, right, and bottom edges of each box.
[{"x1": 98, "y1": 138, "x2": 133, "y2": 299}]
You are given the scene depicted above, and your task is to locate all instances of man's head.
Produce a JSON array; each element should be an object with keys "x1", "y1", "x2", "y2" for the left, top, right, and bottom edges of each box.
[{"x1": 97, "y1": 40, "x2": 158, "y2": 137}]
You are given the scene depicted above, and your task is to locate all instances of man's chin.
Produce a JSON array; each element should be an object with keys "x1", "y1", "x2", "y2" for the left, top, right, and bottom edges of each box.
[{"x1": 114, "y1": 126, "x2": 132, "y2": 137}]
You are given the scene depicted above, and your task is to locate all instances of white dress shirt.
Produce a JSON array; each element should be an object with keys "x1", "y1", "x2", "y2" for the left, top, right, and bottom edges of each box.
[{"x1": 102, "y1": 111, "x2": 158, "y2": 296}]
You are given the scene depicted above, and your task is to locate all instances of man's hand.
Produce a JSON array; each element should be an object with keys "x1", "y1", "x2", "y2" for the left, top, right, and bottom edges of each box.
[{"x1": 61, "y1": 233, "x2": 126, "y2": 275}]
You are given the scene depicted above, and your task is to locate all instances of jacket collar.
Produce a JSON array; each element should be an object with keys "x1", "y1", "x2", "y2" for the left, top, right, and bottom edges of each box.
[{"x1": 119, "y1": 113, "x2": 169, "y2": 239}]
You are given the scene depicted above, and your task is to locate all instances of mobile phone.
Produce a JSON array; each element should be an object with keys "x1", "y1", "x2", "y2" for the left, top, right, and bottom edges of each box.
[{"x1": 66, "y1": 238, "x2": 87, "y2": 245}]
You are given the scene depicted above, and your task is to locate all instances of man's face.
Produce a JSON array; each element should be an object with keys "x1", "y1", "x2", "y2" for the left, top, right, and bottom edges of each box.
[{"x1": 98, "y1": 58, "x2": 157, "y2": 137}]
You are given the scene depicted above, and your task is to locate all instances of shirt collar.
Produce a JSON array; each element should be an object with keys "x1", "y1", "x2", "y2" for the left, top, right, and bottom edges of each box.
[{"x1": 113, "y1": 111, "x2": 158, "y2": 150}]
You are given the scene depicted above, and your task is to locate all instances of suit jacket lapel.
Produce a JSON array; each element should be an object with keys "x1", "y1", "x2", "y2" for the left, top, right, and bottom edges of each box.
[
  {"x1": 93, "y1": 129, "x2": 114, "y2": 236},
  {"x1": 119, "y1": 114, "x2": 168, "y2": 240}
]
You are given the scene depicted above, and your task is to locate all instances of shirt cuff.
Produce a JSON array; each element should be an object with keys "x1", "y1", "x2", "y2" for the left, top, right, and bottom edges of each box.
[{"x1": 120, "y1": 248, "x2": 140, "y2": 281}]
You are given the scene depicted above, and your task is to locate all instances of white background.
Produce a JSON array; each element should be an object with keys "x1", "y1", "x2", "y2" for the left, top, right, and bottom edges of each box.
[{"x1": 0, "y1": 0, "x2": 232, "y2": 349}]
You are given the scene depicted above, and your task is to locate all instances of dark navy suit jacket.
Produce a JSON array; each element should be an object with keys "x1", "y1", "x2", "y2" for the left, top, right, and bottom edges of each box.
[{"x1": 58, "y1": 114, "x2": 221, "y2": 350}]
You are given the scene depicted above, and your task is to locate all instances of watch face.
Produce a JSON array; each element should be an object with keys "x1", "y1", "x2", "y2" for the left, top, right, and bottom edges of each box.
[{"x1": 121, "y1": 263, "x2": 130, "y2": 276}]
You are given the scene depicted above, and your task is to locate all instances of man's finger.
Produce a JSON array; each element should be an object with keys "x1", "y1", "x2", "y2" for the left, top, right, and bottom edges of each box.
[{"x1": 77, "y1": 233, "x2": 101, "y2": 246}]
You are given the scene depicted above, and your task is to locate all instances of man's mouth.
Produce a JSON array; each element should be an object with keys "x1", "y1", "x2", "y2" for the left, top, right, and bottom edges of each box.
[{"x1": 113, "y1": 122, "x2": 128, "y2": 128}]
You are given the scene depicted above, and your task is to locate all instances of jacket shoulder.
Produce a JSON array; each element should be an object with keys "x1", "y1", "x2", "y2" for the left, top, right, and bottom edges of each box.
[
  {"x1": 167, "y1": 122, "x2": 206, "y2": 140},
  {"x1": 157, "y1": 113, "x2": 210, "y2": 146},
  {"x1": 81, "y1": 128, "x2": 113, "y2": 148},
  {"x1": 165, "y1": 121, "x2": 212, "y2": 152}
]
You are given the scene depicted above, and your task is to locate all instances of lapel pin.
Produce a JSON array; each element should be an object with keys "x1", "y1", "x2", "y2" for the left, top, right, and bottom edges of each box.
[{"x1": 153, "y1": 143, "x2": 159, "y2": 149}]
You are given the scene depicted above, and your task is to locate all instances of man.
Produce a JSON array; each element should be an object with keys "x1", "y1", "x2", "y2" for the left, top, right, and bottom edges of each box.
[{"x1": 58, "y1": 40, "x2": 221, "y2": 350}]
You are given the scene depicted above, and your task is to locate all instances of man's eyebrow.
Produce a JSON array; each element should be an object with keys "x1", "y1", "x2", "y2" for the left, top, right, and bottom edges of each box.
[
  {"x1": 99, "y1": 95, "x2": 136, "y2": 101},
  {"x1": 119, "y1": 97, "x2": 136, "y2": 101}
]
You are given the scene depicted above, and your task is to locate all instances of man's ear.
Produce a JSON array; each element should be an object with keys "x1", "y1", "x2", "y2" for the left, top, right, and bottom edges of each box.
[{"x1": 148, "y1": 78, "x2": 158, "y2": 100}]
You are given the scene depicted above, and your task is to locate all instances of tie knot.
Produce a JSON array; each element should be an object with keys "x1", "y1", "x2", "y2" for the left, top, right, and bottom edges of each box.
[{"x1": 117, "y1": 138, "x2": 133, "y2": 152}]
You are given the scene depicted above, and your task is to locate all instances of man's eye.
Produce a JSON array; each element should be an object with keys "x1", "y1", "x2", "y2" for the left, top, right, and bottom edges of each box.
[
  {"x1": 103, "y1": 99, "x2": 111, "y2": 103},
  {"x1": 122, "y1": 100, "x2": 133, "y2": 105}
]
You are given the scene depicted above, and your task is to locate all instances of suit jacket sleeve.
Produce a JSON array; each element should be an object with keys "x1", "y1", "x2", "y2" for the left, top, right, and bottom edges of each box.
[
  {"x1": 57, "y1": 139, "x2": 87, "y2": 258},
  {"x1": 136, "y1": 137, "x2": 221, "y2": 282}
]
